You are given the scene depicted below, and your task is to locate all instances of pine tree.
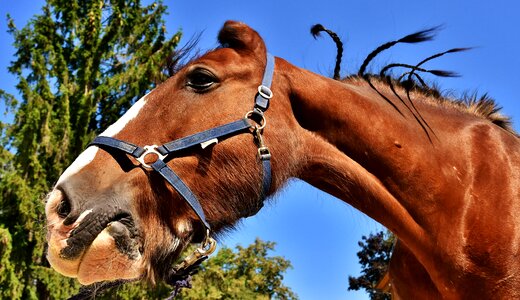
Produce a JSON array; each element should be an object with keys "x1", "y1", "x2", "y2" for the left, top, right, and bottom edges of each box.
[{"x1": 0, "y1": 1, "x2": 181, "y2": 298}]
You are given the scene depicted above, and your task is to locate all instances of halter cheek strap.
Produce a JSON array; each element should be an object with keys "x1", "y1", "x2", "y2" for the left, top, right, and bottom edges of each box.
[{"x1": 254, "y1": 53, "x2": 275, "y2": 112}]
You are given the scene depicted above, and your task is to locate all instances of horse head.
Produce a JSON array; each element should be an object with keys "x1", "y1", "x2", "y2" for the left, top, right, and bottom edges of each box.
[{"x1": 45, "y1": 21, "x2": 304, "y2": 285}]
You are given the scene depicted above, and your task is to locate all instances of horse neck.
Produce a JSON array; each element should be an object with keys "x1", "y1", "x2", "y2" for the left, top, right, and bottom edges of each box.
[
  {"x1": 278, "y1": 58, "x2": 462, "y2": 254},
  {"x1": 276, "y1": 58, "x2": 520, "y2": 296}
]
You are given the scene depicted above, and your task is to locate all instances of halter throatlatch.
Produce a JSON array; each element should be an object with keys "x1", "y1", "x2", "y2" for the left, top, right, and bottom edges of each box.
[{"x1": 72, "y1": 53, "x2": 275, "y2": 299}]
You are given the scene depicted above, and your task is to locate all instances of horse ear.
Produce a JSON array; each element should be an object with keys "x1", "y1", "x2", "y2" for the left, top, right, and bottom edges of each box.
[{"x1": 218, "y1": 21, "x2": 266, "y2": 55}]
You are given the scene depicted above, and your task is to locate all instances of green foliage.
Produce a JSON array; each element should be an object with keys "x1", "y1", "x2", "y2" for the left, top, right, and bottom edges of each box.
[
  {"x1": 96, "y1": 281, "x2": 172, "y2": 300},
  {"x1": 0, "y1": 227, "x2": 22, "y2": 299},
  {"x1": 0, "y1": 0, "x2": 181, "y2": 298},
  {"x1": 180, "y1": 238, "x2": 297, "y2": 300},
  {"x1": 348, "y1": 231, "x2": 395, "y2": 300}
]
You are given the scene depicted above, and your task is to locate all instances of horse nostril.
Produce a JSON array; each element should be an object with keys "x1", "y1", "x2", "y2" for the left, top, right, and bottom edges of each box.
[{"x1": 56, "y1": 196, "x2": 71, "y2": 219}]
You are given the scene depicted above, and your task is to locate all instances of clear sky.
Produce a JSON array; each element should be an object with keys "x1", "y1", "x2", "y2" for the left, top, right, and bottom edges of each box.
[{"x1": 1, "y1": 1, "x2": 519, "y2": 299}]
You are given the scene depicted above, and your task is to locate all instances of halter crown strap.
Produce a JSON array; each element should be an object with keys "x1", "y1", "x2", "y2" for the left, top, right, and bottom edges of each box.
[
  {"x1": 254, "y1": 53, "x2": 275, "y2": 112},
  {"x1": 156, "y1": 118, "x2": 251, "y2": 155}
]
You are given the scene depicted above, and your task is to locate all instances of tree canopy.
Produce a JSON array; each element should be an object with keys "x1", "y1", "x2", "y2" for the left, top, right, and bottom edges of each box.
[
  {"x1": 0, "y1": 0, "x2": 181, "y2": 298},
  {"x1": 180, "y1": 238, "x2": 297, "y2": 300},
  {"x1": 348, "y1": 231, "x2": 394, "y2": 300}
]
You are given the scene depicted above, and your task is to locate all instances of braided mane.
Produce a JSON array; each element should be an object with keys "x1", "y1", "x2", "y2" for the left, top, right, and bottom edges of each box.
[
  {"x1": 353, "y1": 27, "x2": 515, "y2": 135},
  {"x1": 348, "y1": 75, "x2": 515, "y2": 135},
  {"x1": 309, "y1": 25, "x2": 514, "y2": 135},
  {"x1": 311, "y1": 24, "x2": 343, "y2": 80}
]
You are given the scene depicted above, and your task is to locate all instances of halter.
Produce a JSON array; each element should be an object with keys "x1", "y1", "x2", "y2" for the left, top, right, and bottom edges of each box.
[{"x1": 85, "y1": 53, "x2": 275, "y2": 286}]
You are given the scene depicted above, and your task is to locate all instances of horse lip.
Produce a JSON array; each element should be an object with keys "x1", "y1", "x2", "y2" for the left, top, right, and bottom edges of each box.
[
  {"x1": 59, "y1": 210, "x2": 140, "y2": 260},
  {"x1": 107, "y1": 220, "x2": 142, "y2": 259}
]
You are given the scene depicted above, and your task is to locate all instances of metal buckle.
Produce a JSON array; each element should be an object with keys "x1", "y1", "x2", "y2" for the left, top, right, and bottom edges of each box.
[
  {"x1": 251, "y1": 126, "x2": 271, "y2": 160},
  {"x1": 258, "y1": 85, "x2": 273, "y2": 99},
  {"x1": 136, "y1": 145, "x2": 166, "y2": 169},
  {"x1": 258, "y1": 147, "x2": 271, "y2": 160}
]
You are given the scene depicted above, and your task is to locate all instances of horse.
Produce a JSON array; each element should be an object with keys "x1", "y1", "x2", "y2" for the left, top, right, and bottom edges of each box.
[{"x1": 44, "y1": 21, "x2": 520, "y2": 299}]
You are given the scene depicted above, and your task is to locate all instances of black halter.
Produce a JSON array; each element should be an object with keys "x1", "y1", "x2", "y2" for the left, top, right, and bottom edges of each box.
[
  {"x1": 70, "y1": 53, "x2": 275, "y2": 299},
  {"x1": 89, "y1": 52, "x2": 274, "y2": 231}
]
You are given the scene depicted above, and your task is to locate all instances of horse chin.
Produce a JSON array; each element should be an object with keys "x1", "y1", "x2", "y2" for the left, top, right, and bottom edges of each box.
[
  {"x1": 46, "y1": 221, "x2": 144, "y2": 285},
  {"x1": 76, "y1": 225, "x2": 144, "y2": 285}
]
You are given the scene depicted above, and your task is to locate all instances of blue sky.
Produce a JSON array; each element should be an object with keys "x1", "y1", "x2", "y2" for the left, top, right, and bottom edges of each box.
[{"x1": 1, "y1": 1, "x2": 519, "y2": 299}]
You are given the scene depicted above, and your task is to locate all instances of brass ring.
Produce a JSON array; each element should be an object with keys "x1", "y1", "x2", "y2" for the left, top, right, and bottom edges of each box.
[
  {"x1": 244, "y1": 110, "x2": 266, "y2": 130},
  {"x1": 198, "y1": 236, "x2": 217, "y2": 256}
]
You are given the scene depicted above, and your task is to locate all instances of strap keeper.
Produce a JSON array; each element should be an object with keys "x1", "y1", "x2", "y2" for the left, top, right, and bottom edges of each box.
[
  {"x1": 258, "y1": 85, "x2": 273, "y2": 99},
  {"x1": 254, "y1": 85, "x2": 273, "y2": 111}
]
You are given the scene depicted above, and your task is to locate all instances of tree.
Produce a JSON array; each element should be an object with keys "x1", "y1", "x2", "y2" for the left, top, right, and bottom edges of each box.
[
  {"x1": 348, "y1": 231, "x2": 395, "y2": 300},
  {"x1": 179, "y1": 238, "x2": 297, "y2": 300},
  {"x1": 0, "y1": 1, "x2": 181, "y2": 298}
]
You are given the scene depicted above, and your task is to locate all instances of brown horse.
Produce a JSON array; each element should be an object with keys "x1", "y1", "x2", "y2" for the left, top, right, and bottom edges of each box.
[{"x1": 45, "y1": 21, "x2": 520, "y2": 298}]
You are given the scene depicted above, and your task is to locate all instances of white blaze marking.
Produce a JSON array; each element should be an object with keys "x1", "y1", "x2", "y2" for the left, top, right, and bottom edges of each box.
[
  {"x1": 99, "y1": 93, "x2": 149, "y2": 138},
  {"x1": 57, "y1": 94, "x2": 149, "y2": 185}
]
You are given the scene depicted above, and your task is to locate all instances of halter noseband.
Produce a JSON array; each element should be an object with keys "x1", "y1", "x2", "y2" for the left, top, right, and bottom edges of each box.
[{"x1": 85, "y1": 53, "x2": 275, "y2": 285}]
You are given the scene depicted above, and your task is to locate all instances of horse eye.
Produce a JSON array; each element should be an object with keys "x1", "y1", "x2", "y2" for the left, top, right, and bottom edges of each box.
[{"x1": 186, "y1": 69, "x2": 217, "y2": 91}]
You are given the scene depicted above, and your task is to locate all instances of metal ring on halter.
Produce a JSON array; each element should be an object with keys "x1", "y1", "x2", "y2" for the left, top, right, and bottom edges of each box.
[
  {"x1": 198, "y1": 234, "x2": 217, "y2": 256},
  {"x1": 245, "y1": 110, "x2": 266, "y2": 130},
  {"x1": 136, "y1": 145, "x2": 166, "y2": 169},
  {"x1": 258, "y1": 85, "x2": 273, "y2": 99}
]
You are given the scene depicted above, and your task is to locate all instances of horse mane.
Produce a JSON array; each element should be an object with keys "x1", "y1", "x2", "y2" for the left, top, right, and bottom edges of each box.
[
  {"x1": 349, "y1": 27, "x2": 516, "y2": 136},
  {"x1": 164, "y1": 34, "x2": 203, "y2": 78},
  {"x1": 311, "y1": 24, "x2": 343, "y2": 80},
  {"x1": 347, "y1": 75, "x2": 515, "y2": 135}
]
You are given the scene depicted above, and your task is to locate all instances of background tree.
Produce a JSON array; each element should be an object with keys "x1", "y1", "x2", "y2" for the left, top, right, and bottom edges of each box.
[
  {"x1": 348, "y1": 231, "x2": 395, "y2": 300},
  {"x1": 0, "y1": 0, "x2": 181, "y2": 298},
  {"x1": 179, "y1": 238, "x2": 297, "y2": 300}
]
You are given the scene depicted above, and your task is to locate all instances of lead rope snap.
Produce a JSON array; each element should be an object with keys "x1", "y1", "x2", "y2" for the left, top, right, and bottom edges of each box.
[
  {"x1": 172, "y1": 230, "x2": 217, "y2": 272},
  {"x1": 253, "y1": 127, "x2": 271, "y2": 160},
  {"x1": 166, "y1": 231, "x2": 217, "y2": 299}
]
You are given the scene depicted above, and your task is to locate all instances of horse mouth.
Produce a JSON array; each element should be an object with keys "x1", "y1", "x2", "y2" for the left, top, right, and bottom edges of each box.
[
  {"x1": 59, "y1": 211, "x2": 141, "y2": 259},
  {"x1": 46, "y1": 207, "x2": 144, "y2": 285},
  {"x1": 105, "y1": 218, "x2": 143, "y2": 259}
]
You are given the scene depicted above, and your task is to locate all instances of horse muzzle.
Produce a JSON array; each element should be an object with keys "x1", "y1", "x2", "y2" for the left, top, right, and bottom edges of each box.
[{"x1": 45, "y1": 189, "x2": 144, "y2": 285}]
